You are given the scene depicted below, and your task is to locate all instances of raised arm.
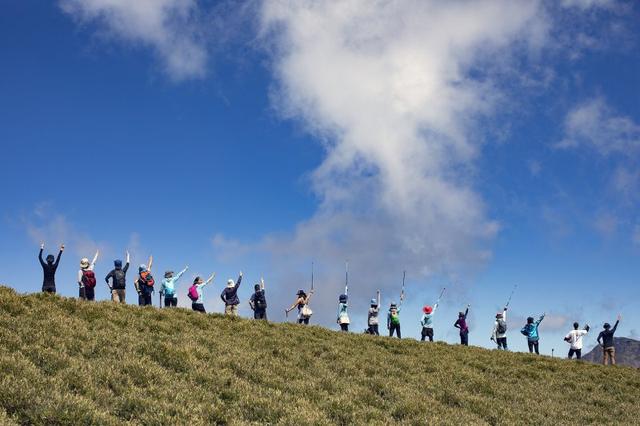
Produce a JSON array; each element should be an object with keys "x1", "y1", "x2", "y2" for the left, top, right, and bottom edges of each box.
[
  {"x1": 123, "y1": 251, "x2": 130, "y2": 273},
  {"x1": 175, "y1": 266, "x2": 189, "y2": 281},
  {"x1": 204, "y1": 272, "x2": 216, "y2": 286},
  {"x1": 260, "y1": 277, "x2": 265, "y2": 291},
  {"x1": 612, "y1": 315, "x2": 621, "y2": 333},
  {"x1": 54, "y1": 244, "x2": 64, "y2": 268},
  {"x1": 147, "y1": 255, "x2": 153, "y2": 272},
  {"x1": 433, "y1": 303, "x2": 439, "y2": 313},
  {"x1": 377, "y1": 290, "x2": 381, "y2": 307},
  {"x1": 464, "y1": 306, "x2": 469, "y2": 318},
  {"x1": 38, "y1": 245, "x2": 46, "y2": 267},
  {"x1": 236, "y1": 272, "x2": 243, "y2": 288},
  {"x1": 537, "y1": 313, "x2": 545, "y2": 325}
]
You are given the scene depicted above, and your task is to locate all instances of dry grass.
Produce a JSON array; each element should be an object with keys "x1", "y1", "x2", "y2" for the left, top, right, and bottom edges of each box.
[{"x1": 0, "y1": 286, "x2": 638, "y2": 425}]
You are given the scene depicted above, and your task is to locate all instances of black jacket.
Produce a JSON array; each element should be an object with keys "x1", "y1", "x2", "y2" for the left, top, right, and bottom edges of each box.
[
  {"x1": 39, "y1": 249, "x2": 62, "y2": 291},
  {"x1": 597, "y1": 321, "x2": 619, "y2": 348},
  {"x1": 220, "y1": 275, "x2": 243, "y2": 306},
  {"x1": 105, "y1": 263, "x2": 129, "y2": 290}
]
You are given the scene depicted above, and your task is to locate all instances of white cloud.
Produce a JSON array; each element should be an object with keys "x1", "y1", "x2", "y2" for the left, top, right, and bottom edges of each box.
[
  {"x1": 557, "y1": 97, "x2": 640, "y2": 155},
  {"x1": 60, "y1": 0, "x2": 207, "y2": 80}
]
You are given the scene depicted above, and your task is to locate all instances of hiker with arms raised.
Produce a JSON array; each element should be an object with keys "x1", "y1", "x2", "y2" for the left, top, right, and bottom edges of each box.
[
  {"x1": 105, "y1": 251, "x2": 130, "y2": 303},
  {"x1": 78, "y1": 250, "x2": 99, "y2": 301},
  {"x1": 220, "y1": 272, "x2": 243, "y2": 316},
  {"x1": 421, "y1": 288, "x2": 445, "y2": 342},
  {"x1": 387, "y1": 302, "x2": 402, "y2": 338},
  {"x1": 491, "y1": 307, "x2": 509, "y2": 350},
  {"x1": 286, "y1": 289, "x2": 314, "y2": 324},
  {"x1": 38, "y1": 243, "x2": 64, "y2": 294},
  {"x1": 249, "y1": 277, "x2": 267, "y2": 320},
  {"x1": 564, "y1": 322, "x2": 590, "y2": 360},
  {"x1": 367, "y1": 290, "x2": 381, "y2": 335},
  {"x1": 454, "y1": 305, "x2": 471, "y2": 346},
  {"x1": 134, "y1": 255, "x2": 154, "y2": 306},
  {"x1": 597, "y1": 315, "x2": 622, "y2": 366},
  {"x1": 188, "y1": 274, "x2": 215, "y2": 313},
  {"x1": 160, "y1": 266, "x2": 188, "y2": 307},
  {"x1": 520, "y1": 314, "x2": 545, "y2": 354}
]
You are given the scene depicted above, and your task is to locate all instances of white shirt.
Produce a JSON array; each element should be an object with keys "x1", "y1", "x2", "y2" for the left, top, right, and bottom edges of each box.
[{"x1": 565, "y1": 329, "x2": 588, "y2": 350}]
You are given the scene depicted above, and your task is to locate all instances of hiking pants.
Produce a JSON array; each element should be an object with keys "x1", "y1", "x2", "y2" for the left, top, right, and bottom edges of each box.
[
  {"x1": 340, "y1": 323, "x2": 349, "y2": 332},
  {"x1": 254, "y1": 310, "x2": 267, "y2": 320},
  {"x1": 111, "y1": 289, "x2": 126, "y2": 303},
  {"x1": 496, "y1": 337, "x2": 508, "y2": 350},
  {"x1": 298, "y1": 317, "x2": 310, "y2": 325},
  {"x1": 139, "y1": 293, "x2": 152, "y2": 306},
  {"x1": 164, "y1": 296, "x2": 178, "y2": 307},
  {"x1": 192, "y1": 303, "x2": 206, "y2": 313},
  {"x1": 460, "y1": 332, "x2": 469, "y2": 346},
  {"x1": 603, "y1": 347, "x2": 615, "y2": 365},
  {"x1": 421, "y1": 327, "x2": 434, "y2": 342},
  {"x1": 225, "y1": 304, "x2": 239, "y2": 317},
  {"x1": 42, "y1": 287, "x2": 56, "y2": 294},
  {"x1": 79, "y1": 286, "x2": 86, "y2": 300},
  {"x1": 389, "y1": 323, "x2": 401, "y2": 338},
  {"x1": 368, "y1": 324, "x2": 379, "y2": 335},
  {"x1": 568, "y1": 348, "x2": 582, "y2": 359},
  {"x1": 528, "y1": 340, "x2": 540, "y2": 354}
]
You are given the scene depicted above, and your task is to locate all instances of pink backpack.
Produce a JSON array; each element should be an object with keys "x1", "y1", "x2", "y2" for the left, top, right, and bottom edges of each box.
[{"x1": 188, "y1": 285, "x2": 199, "y2": 302}]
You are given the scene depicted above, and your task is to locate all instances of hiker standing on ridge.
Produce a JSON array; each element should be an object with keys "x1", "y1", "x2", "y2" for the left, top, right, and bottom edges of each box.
[
  {"x1": 387, "y1": 302, "x2": 401, "y2": 338},
  {"x1": 520, "y1": 314, "x2": 545, "y2": 354},
  {"x1": 491, "y1": 308, "x2": 509, "y2": 350},
  {"x1": 337, "y1": 294, "x2": 350, "y2": 332},
  {"x1": 367, "y1": 290, "x2": 381, "y2": 335},
  {"x1": 286, "y1": 289, "x2": 314, "y2": 325},
  {"x1": 105, "y1": 251, "x2": 130, "y2": 303},
  {"x1": 188, "y1": 274, "x2": 215, "y2": 313},
  {"x1": 597, "y1": 315, "x2": 622, "y2": 366},
  {"x1": 220, "y1": 272, "x2": 243, "y2": 316},
  {"x1": 39, "y1": 243, "x2": 64, "y2": 294},
  {"x1": 454, "y1": 305, "x2": 471, "y2": 346},
  {"x1": 160, "y1": 266, "x2": 188, "y2": 307},
  {"x1": 134, "y1": 256, "x2": 154, "y2": 306},
  {"x1": 249, "y1": 277, "x2": 267, "y2": 320},
  {"x1": 78, "y1": 250, "x2": 99, "y2": 301},
  {"x1": 564, "y1": 322, "x2": 590, "y2": 360},
  {"x1": 420, "y1": 304, "x2": 438, "y2": 342}
]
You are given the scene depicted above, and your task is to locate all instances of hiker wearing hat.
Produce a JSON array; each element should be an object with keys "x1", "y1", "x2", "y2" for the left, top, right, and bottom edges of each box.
[
  {"x1": 520, "y1": 314, "x2": 545, "y2": 354},
  {"x1": 77, "y1": 250, "x2": 99, "y2": 301},
  {"x1": 491, "y1": 308, "x2": 508, "y2": 350},
  {"x1": 367, "y1": 290, "x2": 381, "y2": 335},
  {"x1": 337, "y1": 294, "x2": 350, "y2": 332},
  {"x1": 564, "y1": 322, "x2": 590, "y2": 360},
  {"x1": 249, "y1": 277, "x2": 267, "y2": 320},
  {"x1": 454, "y1": 305, "x2": 471, "y2": 346},
  {"x1": 286, "y1": 288, "x2": 314, "y2": 324},
  {"x1": 220, "y1": 272, "x2": 243, "y2": 316},
  {"x1": 105, "y1": 251, "x2": 130, "y2": 303},
  {"x1": 160, "y1": 266, "x2": 188, "y2": 307},
  {"x1": 387, "y1": 302, "x2": 401, "y2": 338},
  {"x1": 134, "y1": 256, "x2": 154, "y2": 306},
  {"x1": 420, "y1": 303, "x2": 438, "y2": 342},
  {"x1": 597, "y1": 315, "x2": 622, "y2": 365},
  {"x1": 38, "y1": 243, "x2": 64, "y2": 294},
  {"x1": 189, "y1": 274, "x2": 215, "y2": 313}
]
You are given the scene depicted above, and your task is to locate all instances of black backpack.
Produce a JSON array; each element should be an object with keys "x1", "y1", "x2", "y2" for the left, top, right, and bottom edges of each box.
[
  {"x1": 113, "y1": 269, "x2": 126, "y2": 288},
  {"x1": 497, "y1": 319, "x2": 507, "y2": 334},
  {"x1": 254, "y1": 291, "x2": 267, "y2": 310}
]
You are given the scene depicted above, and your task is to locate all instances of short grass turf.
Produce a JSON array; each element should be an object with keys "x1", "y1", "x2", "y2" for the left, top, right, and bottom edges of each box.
[{"x1": 0, "y1": 286, "x2": 638, "y2": 425}]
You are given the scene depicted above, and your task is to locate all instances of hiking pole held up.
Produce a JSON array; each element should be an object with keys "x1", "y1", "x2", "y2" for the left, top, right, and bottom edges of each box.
[
  {"x1": 435, "y1": 287, "x2": 446, "y2": 305},
  {"x1": 345, "y1": 260, "x2": 349, "y2": 296},
  {"x1": 311, "y1": 261, "x2": 314, "y2": 292},
  {"x1": 400, "y1": 270, "x2": 406, "y2": 306},
  {"x1": 505, "y1": 284, "x2": 517, "y2": 308}
]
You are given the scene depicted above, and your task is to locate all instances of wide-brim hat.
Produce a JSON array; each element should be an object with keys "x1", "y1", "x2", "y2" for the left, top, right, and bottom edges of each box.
[
  {"x1": 226, "y1": 279, "x2": 235, "y2": 288},
  {"x1": 80, "y1": 258, "x2": 90, "y2": 269}
]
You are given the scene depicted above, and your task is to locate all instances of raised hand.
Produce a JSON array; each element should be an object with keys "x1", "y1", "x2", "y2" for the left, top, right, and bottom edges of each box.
[
  {"x1": 617, "y1": 314, "x2": 622, "y2": 321},
  {"x1": 60, "y1": 244, "x2": 65, "y2": 251},
  {"x1": 40, "y1": 242, "x2": 45, "y2": 250}
]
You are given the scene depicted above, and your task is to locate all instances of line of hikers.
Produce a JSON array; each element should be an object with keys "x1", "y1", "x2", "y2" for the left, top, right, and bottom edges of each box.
[{"x1": 38, "y1": 243, "x2": 623, "y2": 364}]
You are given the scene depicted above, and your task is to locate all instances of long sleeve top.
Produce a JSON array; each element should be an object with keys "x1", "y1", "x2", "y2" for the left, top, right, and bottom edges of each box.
[
  {"x1": 565, "y1": 329, "x2": 589, "y2": 350},
  {"x1": 421, "y1": 303, "x2": 438, "y2": 328},
  {"x1": 105, "y1": 263, "x2": 130, "y2": 289},
  {"x1": 337, "y1": 302, "x2": 349, "y2": 323},
  {"x1": 77, "y1": 253, "x2": 99, "y2": 287},
  {"x1": 194, "y1": 281, "x2": 211, "y2": 304},
  {"x1": 160, "y1": 268, "x2": 188, "y2": 296},
  {"x1": 39, "y1": 249, "x2": 62, "y2": 290},
  {"x1": 454, "y1": 308, "x2": 469, "y2": 334},
  {"x1": 597, "y1": 321, "x2": 619, "y2": 348},
  {"x1": 220, "y1": 274, "x2": 243, "y2": 306},
  {"x1": 521, "y1": 315, "x2": 545, "y2": 341},
  {"x1": 491, "y1": 310, "x2": 508, "y2": 340}
]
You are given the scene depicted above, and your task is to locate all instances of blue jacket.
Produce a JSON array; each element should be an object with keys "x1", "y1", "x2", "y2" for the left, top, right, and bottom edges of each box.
[
  {"x1": 160, "y1": 268, "x2": 188, "y2": 296},
  {"x1": 521, "y1": 315, "x2": 545, "y2": 341}
]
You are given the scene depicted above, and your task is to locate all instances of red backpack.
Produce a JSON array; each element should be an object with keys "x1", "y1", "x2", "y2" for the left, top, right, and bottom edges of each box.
[
  {"x1": 81, "y1": 270, "x2": 97, "y2": 288},
  {"x1": 140, "y1": 271, "x2": 155, "y2": 287}
]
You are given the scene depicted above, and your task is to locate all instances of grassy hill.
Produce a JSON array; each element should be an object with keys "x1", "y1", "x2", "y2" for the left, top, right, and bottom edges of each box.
[{"x1": 0, "y1": 286, "x2": 638, "y2": 425}]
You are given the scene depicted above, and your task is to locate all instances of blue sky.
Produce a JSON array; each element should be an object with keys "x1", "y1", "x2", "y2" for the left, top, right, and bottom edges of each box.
[{"x1": 1, "y1": 0, "x2": 639, "y2": 354}]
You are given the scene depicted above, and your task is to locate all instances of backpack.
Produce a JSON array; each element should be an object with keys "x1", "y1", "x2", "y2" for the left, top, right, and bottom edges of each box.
[
  {"x1": 300, "y1": 304, "x2": 313, "y2": 318},
  {"x1": 497, "y1": 318, "x2": 507, "y2": 334},
  {"x1": 520, "y1": 325, "x2": 530, "y2": 337},
  {"x1": 113, "y1": 269, "x2": 126, "y2": 287},
  {"x1": 140, "y1": 271, "x2": 155, "y2": 287},
  {"x1": 254, "y1": 291, "x2": 267, "y2": 310},
  {"x1": 81, "y1": 270, "x2": 97, "y2": 288},
  {"x1": 188, "y1": 285, "x2": 199, "y2": 302}
]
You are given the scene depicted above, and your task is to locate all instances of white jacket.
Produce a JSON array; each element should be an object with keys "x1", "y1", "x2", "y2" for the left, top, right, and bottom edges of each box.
[{"x1": 565, "y1": 329, "x2": 588, "y2": 350}]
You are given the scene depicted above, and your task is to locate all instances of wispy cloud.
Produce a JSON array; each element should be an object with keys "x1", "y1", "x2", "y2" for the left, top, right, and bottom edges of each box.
[
  {"x1": 556, "y1": 97, "x2": 640, "y2": 155},
  {"x1": 60, "y1": 0, "x2": 208, "y2": 80}
]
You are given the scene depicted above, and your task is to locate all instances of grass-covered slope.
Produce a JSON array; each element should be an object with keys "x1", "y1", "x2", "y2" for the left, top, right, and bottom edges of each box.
[{"x1": 0, "y1": 286, "x2": 638, "y2": 425}]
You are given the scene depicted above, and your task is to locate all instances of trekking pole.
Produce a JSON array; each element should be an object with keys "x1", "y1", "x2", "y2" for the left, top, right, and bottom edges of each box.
[
  {"x1": 551, "y1": 348, "x2": 554, "y2": 358},
  {"x1": 505, "y1": 284, "x2": 517, "y2": 308},
  {"x1": 311, "y1": 261, "x2": 314, "y2": 291},
  {"x1": 435, "y1": 287, "x2": 446, "y2": 305},
  {"x1": 158, "y1": 291, "x2": 162, "y2": 308},
  {"x1": 345, "y1": 260, "x2": 349, "y2": 296},
  {"x1": 400, "y1": 270, "x2": 406, "y2": 306}
]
